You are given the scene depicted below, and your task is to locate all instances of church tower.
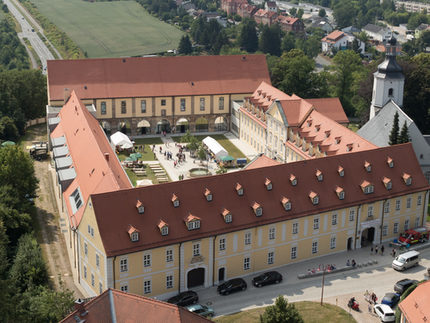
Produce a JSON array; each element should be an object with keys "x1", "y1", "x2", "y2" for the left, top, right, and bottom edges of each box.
[{"x1": 369, "y1": 37, "x2": 404, "y2": 119}]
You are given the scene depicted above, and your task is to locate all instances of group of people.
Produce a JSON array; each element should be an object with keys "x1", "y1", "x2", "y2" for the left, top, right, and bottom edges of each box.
[
  {"x1": 346, "y1": 259, "x2": 357, "y2": 267},
  {"x1": 307, "y1": 264, "x2": 337, "y2": 274},
  {"x1": 370, "y1": 245, "x2": 385, "y2": 255}
]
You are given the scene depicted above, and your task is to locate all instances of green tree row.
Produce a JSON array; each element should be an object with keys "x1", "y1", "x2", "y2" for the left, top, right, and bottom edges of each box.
[{"x1": 0, "y1": 19, "x2": 30, "y2": 70}]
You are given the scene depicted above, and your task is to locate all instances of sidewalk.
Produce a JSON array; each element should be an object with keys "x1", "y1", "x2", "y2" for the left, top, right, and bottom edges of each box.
[{"x1": 224, "y1": 132, "x2": 257, "y2": 160}]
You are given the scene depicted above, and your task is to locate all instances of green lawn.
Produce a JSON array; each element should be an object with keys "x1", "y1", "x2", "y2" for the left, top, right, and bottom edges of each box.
[
  {"x1": 29, "y1": 0, "x2": 184, "y2": 57},
  {"x1": 173, "y1": 134, "x2": 247, "y2": 159},
  {"x1": 214, "y1": 301, "x2": 355, "y2": 323},
  {"x1": 117, "y1": 137, "x2": 163, "y2": 161},
  {"x1": 125, "y1": 167, "x2": 170, "y2": 187}
]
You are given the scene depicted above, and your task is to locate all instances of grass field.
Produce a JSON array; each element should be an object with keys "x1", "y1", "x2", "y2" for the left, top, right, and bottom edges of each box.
[
  {"x1": 29, "y1": 0, "x2": 184, "y2": 57},
  {"x1": 214, "y1": 301, "x2": 356, "y2": 323}
]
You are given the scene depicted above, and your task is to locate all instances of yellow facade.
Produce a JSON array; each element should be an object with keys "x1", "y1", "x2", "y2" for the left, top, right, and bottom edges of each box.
[
  {"x1": 154, "y1": 97, "x2": 173, "y2": 117},
  {"x1": 96, "y1": 99, "x2": 113, "y2": 119},
  {"x1": 174, "y1": 97, "x2": 192, "y2": 116},
  {"x1": 193, "y1": 96, "x2": 211, "y2": 115},
  {"x1": 114, "y1": 98, "x2": 133, "y2": 118},
  {"x1": 135, "y1": 97, "x2": 153, "y2": 117}
]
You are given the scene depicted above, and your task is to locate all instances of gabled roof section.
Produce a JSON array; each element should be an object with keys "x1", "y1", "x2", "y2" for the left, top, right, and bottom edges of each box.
[
  {"x1": 322, "y1": 30, "x2": 346, "y2": 43},
  {"x1": 244, "y1": 154, "x2": 281, "y2": 170},
  {"x1": 90, "y1": 143, "x2": 428, "y2": 257},
  {"x1": 60, "y1": 288, "x2": 211, "y2": 323},
  {"x1": 248, "y1": 81, "x2": 291, "y2": 112},
  {"x1": 47, "y1": 55, "x2": 271, "y2": 101},
  {"x1": 51, "y1": 91, "x2": 132, "y2": 228},
  {"x1": 305, "y1": 98, "x2": 348, "y2": 124},
  {"x1": 398, "y1": 281, "x2": 430, "y2": 323}
]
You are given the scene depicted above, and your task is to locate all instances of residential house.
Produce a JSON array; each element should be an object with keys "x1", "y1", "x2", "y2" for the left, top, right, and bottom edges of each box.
[
  {"x1": 253, "y1": 9, "x2": 278, "y2": 26},
  {"x1": 311, "y1": 17, "x2": 333, "y2": 34},
  {"x1": 276, "y1": 15, "x2": 305, "y2": 33},
  {"x1": 395, "y1": 1, "x2": 430, "y2": 13},
  {"x1": 363, "y1": 24, "x2": 392, "y2": 43},
  {"x1": 398, "y1": 280, "x2": 430, "y2": 322},
  {"x1": 321, "y1": 30, "x2": 349, "y2": 53},
  {"x1": 220, "y1": 0, "x2": 247, "y2": 15},
  {"x1": 265, "y1": 1, "x2": 277, "y2": 12},
  {"x1": 415, "y1": 23, "x2": 430, "y2": 39},
  {"x1": 237, "y1": 3, "x2": 257, "y2": 19}
]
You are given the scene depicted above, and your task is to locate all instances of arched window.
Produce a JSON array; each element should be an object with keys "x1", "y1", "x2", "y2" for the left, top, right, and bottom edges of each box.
[{"x1": 388, "y1": 88, "x2": 394, "y2": 97}]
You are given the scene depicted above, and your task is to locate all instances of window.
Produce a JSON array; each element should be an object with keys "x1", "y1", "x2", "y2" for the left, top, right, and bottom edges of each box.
[
  {"x1": 143, "y1": 254, "x2": 151, "y2": 267},
  {"x1": 193, "y1": 243, "x2": 200, "y2": 257},
  {"x1": 161, "y1": 109, "x2": 166, "y2": 117},
  {"x1": 224, "y1": 213, "x2": 232, "y2": 223},
  {"x1": 406, "y1": 197, "x2": 411, "y2": 209},
  {"x1": 120, "y1": 284, "x2": 128, "y2": 292},
  {"x1": 84, "y1": 242, "x2": 88, "y2": 256},
  {"x1": 91, "y1": 228, "x2": 94, "y2": 237},
  {"x1": 200, "y1": 98, "x2": 205, "y2": 111},
  {"x1": 166, "y1": 275, "x2": 173, "y2": 289},
  {"x1": 219, "y1": 238, "x2": 226, "y2": 251},
  {"x1": 404, "y1": 219, "x2": 409, "y2": 231},
  {"x1": 382, "y1": 225, "x2": 388, "y2": 236},
  {"x1": 368, "y1": 205, "x2": 374, "y2": 217},
  {"x1": 312, "y1": 241, "x2": 318, "y2": 254},
  {"x1": 84, "y1": 266, "x2": 87, "y2": 279},
  {"x1": 144, "y1": 280, "x2": 151, "y2": 294},
  {"x1": 96, "y1": 254, "x2": 100, "y2": 269},
  {"x1": 268, "y1": 252, "x2": 274, "y2": 265},
  {"x1": 291, "y1": 246, "x2": 297, "y2": 259},
  {"x1": 166, "y1": 249, "x2": 173, "y2": 263},
  {"x1": 312, "y1": 196, "x2": 319, "y2": 205},
  {"x1": 131, "y1": 231, "x2": 139, "y2": 242},
  {"x1": 161, "y1": 99, "x2": 166, "y2": 106},
  {"x1": 161, "y1": 226, "x2": 168, "y2": 236},
  {"x1": 244, "y1": 257, "x2": 250, "y2": 270},
  {"x1": 364, "y1": 185, "x2": 374, "y2": 194},
  {"x1": 394, "y1": 222, "x2": 399, "y2": 234},
  {"x1": 418, "y1": 195, "x2": 422, "y2": 206},
  {"x1": 245, "y1": 232, "x2": 251, "y2": 245},
  {"x1": 180, "y1": 98, "x2": 186, "y2": 111},
  {"x1": 141, "y1": 100, "x2": 146, "y2": 113},
  {"x1": 339, "y1": 191, "x2": 345, "y2": 200},
  {"x1": 332, "y1": 214, "x2": 337, "y2": 226},
  {"x1": 120, "y1": 258, "x2": 128, "y2": 272},
  {"x1": 292, "y1": 222, "x2": 298, "y2": 234},
  {"x1": 99, "y1": 282, "x2": 103, "y2": 294},
  {"x1": 396, "y1": 199, "x2": 401, "y2": 211},
  {"x1": 313, "y1": 218, "x2": 319, "y2": 230},
  {"x1": 349, "y1": 209, "x2": 355, "y2": 222},
  {"x1": 70, "y1": 188, "x2": 83, "y2": 213},
  {"x1": 88, "y1": 225, "x2": 91, "y2": 234},
  {"x1": 91, "y1": 274, "x2": 95, "y2": 287},
  {"x1": 269, "y1": 227, "x2": 276, "y2": 240},
  {"x1": 101, "y1": 101, "x2": 106, "y2": 115},
  {"x1": 384, "y1": 201, "x2": 390, "y2": 213},
  {"x1": 219, "y1": 97, "x2": 224, "y2": 110},
  {"x1": 330, "y1": 237, "x2": 336, "y2": 249},
  {"x1": 388, "y1": 88, "x2": 394, "y2": 97},
  {"x1": 386, "y1": 181, "x2": 392, "y2": 190},
  {"x1": 187, "y1": 220, "x2": 200, "y2": 230},
  {"x1": 121, "y1": 101, "x2": 126, "y2": 114},
  {"x1": 415, "y1": 217, "x2": 420, "y2": 228}
]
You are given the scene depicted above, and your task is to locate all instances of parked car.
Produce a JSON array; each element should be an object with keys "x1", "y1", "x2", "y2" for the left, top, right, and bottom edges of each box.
[
  {"x1": 374, "y1": 304, "x2": 395, "y2": 322},
  {"x1": 186, "y1": 304, "x2": 215, "y2": 318},
  {"x1": 381, "y1": 293, "x2": 400, "y2": 308},
  {"x1": 392, "y1": 250, "x2": 420, "y2": 271},
  {"x1": 217, "y1": 278, "x2": 247, "y2": 295},
  {"x1": 394, "y1": 279, "x2": 418, "y2": 295},
  {"x1": 167, "y1": 291, "x2": 198, "y2": 306},
  {"x1": 252, "y1": 271, "x2": 283, "y2": 287}
]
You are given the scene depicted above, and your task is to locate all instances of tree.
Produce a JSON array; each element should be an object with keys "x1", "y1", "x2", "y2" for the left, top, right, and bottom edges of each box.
[
  {"x1": 318, "y1": 8, "x2": 326, "y2": 17},
  {"x1": 333, "y1": 1, "x2": 357, "y2": 29},
  {"x1": 239, "y1": 19, "x2": 258, "y2": 53},
  {"x1": 289, "y1": 7, "x2": 297, "y2": 17},
  {"x1": 197, "y1": 144, "x2": 207, "y2": 164},
  {"x1": 389, "y1": 112, "x2": 400, "y2": 145},
  {"x1": 399, "y1": 121, "x2": 410, "y2": 143},
  {"x1": 297, "y1": 8, "x2": 304, "y2": 19},
  {"x1": 0, "y1": 116, "x2": 19, "y2": 141},
  {"x1": 259, "y1": 25, "x2": 281, "y2": 56},
  {"x1": 282, "y1": 32, "x2": 296, "y2": 52},
  {"x1": 260, "y1": 295, "x2": 303, "y2": 323},
  {"x1": 178, "y1": 35, "x2": 192, "y2": 55}
]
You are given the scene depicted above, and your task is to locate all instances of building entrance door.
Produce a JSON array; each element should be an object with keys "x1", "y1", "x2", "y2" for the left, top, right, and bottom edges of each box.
[
  {"x1": 187, "y1": 268, "x2": 205, "y2": 289},
  {"x1": 218, "y1": 267, "x2": 225, "y2": 282}
]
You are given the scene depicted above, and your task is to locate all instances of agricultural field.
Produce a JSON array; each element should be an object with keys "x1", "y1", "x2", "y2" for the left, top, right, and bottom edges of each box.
[{"x1": 29, "y1": 0, "x2": 184, "y2": 57}]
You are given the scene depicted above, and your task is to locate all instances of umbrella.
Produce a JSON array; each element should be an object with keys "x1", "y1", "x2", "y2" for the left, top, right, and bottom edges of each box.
[
  {"x1": 1, "y1": 141, "x2": 15, "y2": 147},
  {"x1": 122, "y1": 142, "x2": 133, "y2": 149},
  {"x1": 220, "y1": 155, "x2": 234, "y2": 162}
]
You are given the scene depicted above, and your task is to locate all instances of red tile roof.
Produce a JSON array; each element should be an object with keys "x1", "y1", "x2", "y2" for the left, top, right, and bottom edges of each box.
[
  {"x1": 322, "y1": 30, "x2": 346, "y2": 43},
  {"x1": 245, "y1": 154, "x2": 281, "y2": 170},
  {"x1": 60, "y1": 289, "x2": 211, "y2": 323},
  {"x1": 305, "y1": 98, "x2": 349, "y2": 124},
  {"x1": 88, "y1": 143, "x2": 428, "y2": 257},
  {"x1": 47, "y1": 55, "x2": 271, "y2": 102},
  {"x1": 398, "y1": 281, "x2": 430, "y2": 323},
  {"x1": 51, "y1": 91, "x2": 131, "y2": 227}
]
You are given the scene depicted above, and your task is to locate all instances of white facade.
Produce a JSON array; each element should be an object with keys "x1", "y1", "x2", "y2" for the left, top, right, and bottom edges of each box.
[{"x1": 370, "y1": 74, "x2": 404, "y2": 118}]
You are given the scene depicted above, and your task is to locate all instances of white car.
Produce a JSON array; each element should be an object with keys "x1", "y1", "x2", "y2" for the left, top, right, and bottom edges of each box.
[{"x1": 374, "y1": 304, "x2": 395, "y2": 322}]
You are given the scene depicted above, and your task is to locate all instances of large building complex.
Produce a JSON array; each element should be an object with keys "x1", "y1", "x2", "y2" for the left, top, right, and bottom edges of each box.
[{"x1": 46, "y1": 55, "x2": 271, "y2": 136}]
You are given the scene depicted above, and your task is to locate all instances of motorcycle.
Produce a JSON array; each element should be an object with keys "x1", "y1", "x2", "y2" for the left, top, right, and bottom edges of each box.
[{"x1": 347, "y1": 297, "x2": 360, "y2": 311}]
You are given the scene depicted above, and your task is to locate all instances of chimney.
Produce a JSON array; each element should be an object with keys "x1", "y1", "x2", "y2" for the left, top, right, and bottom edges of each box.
[
  {"x1": 104, "y1": 152, "x2": 110, "y2": 161},
  {"x1": 74, "y1": 298, "x2": 88, "y2": 316},
  {"x1": 64, "y1": 88, "x2": 71, "y2": 104}
]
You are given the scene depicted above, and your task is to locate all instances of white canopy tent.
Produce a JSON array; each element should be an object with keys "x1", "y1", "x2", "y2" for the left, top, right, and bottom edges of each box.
[
  {"x1": 110, "y1": 131, "x2": 133, "y2": 149},
  {"x1": 202, "y1": 136, "x2": 228, "y2": 159}
]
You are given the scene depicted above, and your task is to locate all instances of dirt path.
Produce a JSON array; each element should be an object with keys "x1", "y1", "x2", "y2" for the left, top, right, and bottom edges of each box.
[{"x1": 23, "y1": 125, "x2": 83, "y2": 298}]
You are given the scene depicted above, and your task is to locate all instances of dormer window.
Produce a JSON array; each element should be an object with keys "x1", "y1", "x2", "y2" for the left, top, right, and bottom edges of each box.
[
  {"x1": 171, "y1": 194, "x2": 179, "y2": 207},
  {"x1": 316, "y1": 170, "x2": 323, "y2": 182},
  {"x1": 403, "y1": 173, "x2": 412, "y2": 186},
  {"x1": 136, "y1": 200, "x2": 144, "y2": 214},
  {"x1": 335, "y1": 186, "x2": 345, "y2": 200},
  {"x1": 204, "y1": 188, "x2": 212, "y2": 201},
  {"x1": 364, "y1": 161, "x2": 371, "y2": 172},
  {"x1": 236, "y1": 183, "x2": 244, "y2": 196},
  {"x1": 265, "y1": 178, "x2": 272, "y2": 190},
  {"x1": 184, "y1": 213, "x2": 201, "y2": 231},
  {"x1": 290, "y1": 174, "x2": 297, "y2": 186},
  {"x1": 158, "y1": 220, "x2": 169, "y2": 236},
  {"x1": 387, "y1": 157, "x2": 394, "y2": 168},
  {"x1": 338, "y1": 166, "x2": 344, "y2": 177},
  {"x1": 360, "y1": 180, "x2": 374, "y2": 194},
  {"x1": 335, "y1": 137, "x2": 341, "y2": 144},
  {"x1": 325, "y1": 130, "x2": 331, "y2": 138},
  {"x1": 346, "y1": 144, "x2": 353, "y2": 152},
  {"x1": 281, "y1": 196, "x2": 291, "y2": 211},
  {"x1": 221, "y1": 208, "x2": 232, "y2": 223},
  {"x1": 252, "y1": 202, "x2": 262, "y2": 216},
  {"x1": 309, "y1": 191, "x2": 319, "y2": 205},
  {"x1": 307, "y1": 119, "x2": 312, "y2": 127},
  {"x1": 315, "y1": 124, "x2": 320, "y2": 132},
  {"x1": 128, "y1": 225, "x2": 140, "y2": 242},
  {"x1": 382, "y1": 177, "x2": 392, "y2": 190}
]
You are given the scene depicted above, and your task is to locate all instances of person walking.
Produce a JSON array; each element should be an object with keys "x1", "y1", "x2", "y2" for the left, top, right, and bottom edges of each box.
[
  {"x1": 381, "y1": 245, "x2": 385, "y2": 255},
  {"x1": 375, "y1": 245, "x2": 378, "y2": 255},
  {"x1": 370, "y1": 246, "x2": 373, "y2": 255}
]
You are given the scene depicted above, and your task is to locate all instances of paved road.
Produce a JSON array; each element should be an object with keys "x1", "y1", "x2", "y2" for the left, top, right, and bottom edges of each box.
[
  {"x1": 3, "y1": 0, "x2": 60, "y2": 73},
  {"x1": 196, "y1": 244, "x2": 430, "y2": 321},
  {"x1": 315, "y1": 53, "x2": 332, "y2": 72}
]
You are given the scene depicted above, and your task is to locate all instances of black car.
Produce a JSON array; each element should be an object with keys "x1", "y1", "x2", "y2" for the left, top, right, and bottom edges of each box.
[
  {"x1": 394, "y1": 279, "x2": 418, "y2": 295},
  {"x1": 252, "y1": 271, "x2": 283, "y2": 287},
  {"x1": 167, "y1": 291, "x2": 198, "y2": 306},
  {"x1": 217, "y1": 278, "x2": 247, "y2": 295}
]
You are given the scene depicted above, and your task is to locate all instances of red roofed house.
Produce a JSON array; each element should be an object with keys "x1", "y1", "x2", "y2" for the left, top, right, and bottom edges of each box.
[
  {"x1": 46, "y1": 55, "x2": 271, "y2": 136},
  {"x1": 398, "y1": 280, "x2": 430, "y2": 323},
  {"x1": 75, "y1": 139, "x2": 428, "y2": 297},
  {"x1": 61, "y1": 289, "x2": 211, "y2": 323},
  {"x1": 276, "y1": 15, "x2": 305, "y2": 33},
  {"x1": 237, "y1": 3, "x2": 257, "y2": 18},
  {"x1": 221, "y1": 0, "x2": 247, "y2": 15},
  {"x1": 253, "y1": 9, "x2": 278, "y2": 26},
  {"x1": 321, "y1": 30, "x2": 348, "y2": 53}
]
